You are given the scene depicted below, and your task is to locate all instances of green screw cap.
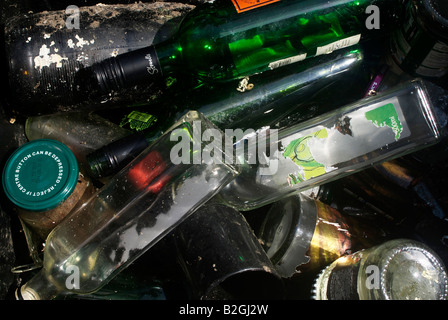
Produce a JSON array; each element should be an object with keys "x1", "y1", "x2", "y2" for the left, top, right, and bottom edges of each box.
[{"x1": 2, "y1": 139, "x2": 79, "y2": 212}]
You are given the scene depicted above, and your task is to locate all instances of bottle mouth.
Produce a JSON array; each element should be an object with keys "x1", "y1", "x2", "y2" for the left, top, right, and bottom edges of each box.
[
  {"x1": 429, "y1": 0, "x2": 448, "y2": 20},
  {"x1": 379, "y1": 241, "x2": 448, "y2": 300},
  {"x1": 15, "y1": 286, "x2": 39, "y2": 300},
  {"x1": 258, "y1": 194, "x2": 318, "y2": 278},
  {"x1": 427, "y1": 0, "x2": 448, "y2": 27}
]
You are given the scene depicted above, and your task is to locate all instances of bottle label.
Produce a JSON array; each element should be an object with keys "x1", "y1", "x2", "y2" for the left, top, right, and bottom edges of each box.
[
  {"x1": 268, "y1": 35, "x2": 361, "y2": 71},
  {"x1": 281, "y1": 98, "x2": 409, "y2": 185},
  {"x1": 231, "y1": 0, "x2": 280, "y2": 13},
  {"x1": 315, "y1": 34, "x2": 362, "y2": 56},
  {"x1": 120, "y1": 111, "x2": 158, "y2": 131},
  {"x1": 305, "y1": 201, "x2": 354, "y2": 272},
  {"x1": 268, "y1": 53, "x2": 307, "y2": 70}
]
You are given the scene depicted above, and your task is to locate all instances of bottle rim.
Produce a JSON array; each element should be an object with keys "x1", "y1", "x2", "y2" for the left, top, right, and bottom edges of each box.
[
  {"x1": 258, "y1": 194, "x2": 318, "y2": 278},
  {"x1": 427, "y1": 0, "x2": 448, "y2": 23},
  {"x1": 420, "y1": 0, "x2": 448, "y2": 41},
  {"x1": 379, "y1": 239, "x2": 448, "y2": 300},
  {"x1": 2, "y1": 139, "x2": 79, "y2": 212}
]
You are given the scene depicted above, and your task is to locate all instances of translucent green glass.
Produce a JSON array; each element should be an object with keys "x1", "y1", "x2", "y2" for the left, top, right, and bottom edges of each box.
[
  {"x1": 158, "y1": 0, "x2": 397, "y2": 81},
  {"x1": 86, "y1": 0, "x2": 399, "y2": 95}
]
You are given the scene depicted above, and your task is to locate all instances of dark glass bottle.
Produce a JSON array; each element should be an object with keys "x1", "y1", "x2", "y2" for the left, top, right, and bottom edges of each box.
[
  {"x1": 172, "y1": 202, "x2": 284, "y2": 299},
  {"x1": 79, "y1": 0, "x2": 400, "y2": 97},
  {"x1": 373, "y1": 158, "x2": 448, "y2": 220},
  {"x1": 389, "y1": 0, "x2": 448, "y2": 79},
  {"x1": 2, "y1": 2, "x2": 196, "y2": 116}
]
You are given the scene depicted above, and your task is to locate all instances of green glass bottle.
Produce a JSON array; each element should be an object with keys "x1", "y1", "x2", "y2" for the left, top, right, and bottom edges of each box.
[{"x1": 79, "y1": 0, "x2": 400, "y2": 96}]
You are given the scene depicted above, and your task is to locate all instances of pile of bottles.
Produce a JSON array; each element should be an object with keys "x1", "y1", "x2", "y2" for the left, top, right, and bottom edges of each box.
[{"x1": 0, "y1": 0, "x2": 448, "y2": 301}]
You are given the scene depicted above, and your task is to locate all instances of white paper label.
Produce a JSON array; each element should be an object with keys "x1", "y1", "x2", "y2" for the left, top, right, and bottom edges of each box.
[
  {"x1": 315, "y1": 34, "x2": 362, "y2": 56},
  {"x1": 268, "y1": 53, "x2": 307, "y2": 70}
]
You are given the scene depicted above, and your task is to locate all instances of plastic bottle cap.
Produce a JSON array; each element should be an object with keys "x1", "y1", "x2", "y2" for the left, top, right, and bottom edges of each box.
[{"x1": 2, "y1": 139, "x2": 79, "y2": 212}]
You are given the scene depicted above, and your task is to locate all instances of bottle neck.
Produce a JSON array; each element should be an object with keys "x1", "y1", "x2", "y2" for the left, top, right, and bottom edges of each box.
[
  {"x1": 86, "y1": 131, "x2": 151, "y2": 179},
  {"x1": 89, "y1": 43, "x2": 168, "y2": 93},
  {"x1": 18, "y1": 270, "x2": 60, "y2": 300},
  {"x1": 154, "y1": 39, "x2": 183, "y2": 77}
]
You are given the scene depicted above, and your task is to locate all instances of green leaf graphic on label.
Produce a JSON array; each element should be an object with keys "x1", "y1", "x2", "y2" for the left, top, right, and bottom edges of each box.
[
  {"x1": 283, "y1": 128, "x2": 330, "y2": 185},
  {"x1": 365, "y1": 103, "x2": 403, "y2": 140}
]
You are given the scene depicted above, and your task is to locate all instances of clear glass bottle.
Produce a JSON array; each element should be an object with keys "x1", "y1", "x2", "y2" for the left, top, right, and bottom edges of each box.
[
  {"x1": 312, "y1": 238, "x2": 448, "y2": 300},
  {"x1": 86, "y1": 47, "x2": 368, "y2": 179},
  {"x1": 172, "y1": 202, "x2": 284, "y2": 299},
  {"x1": 78, "y1": 0, "x2": 400, "y2": 96},
  {"x1": 16, "y1": 111, "x2": 239, "y2": 300},
  {"x1": 258, "y1": 193, "x2": 388, "y2": 278},
  {"x1": 58, "y1": 272, "x2": 168, "y2": 301},
  {"x1": 217, "y1": 79, "x2": 441, "y2": 211}
]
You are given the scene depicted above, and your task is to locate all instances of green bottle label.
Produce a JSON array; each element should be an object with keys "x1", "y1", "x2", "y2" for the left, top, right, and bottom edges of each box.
[
  {"x1": 282, "y1": 99, "x2": 409, "y2": 186},
  {"x1": 365, "y1": 103, "x2": 403, "y2": 141},
  {"x1": 283, "y1": 128, "x2": 330, "y2": 184},
  {"x1": 120, "y1": 111, "x2": 158, "y2": 132}
]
